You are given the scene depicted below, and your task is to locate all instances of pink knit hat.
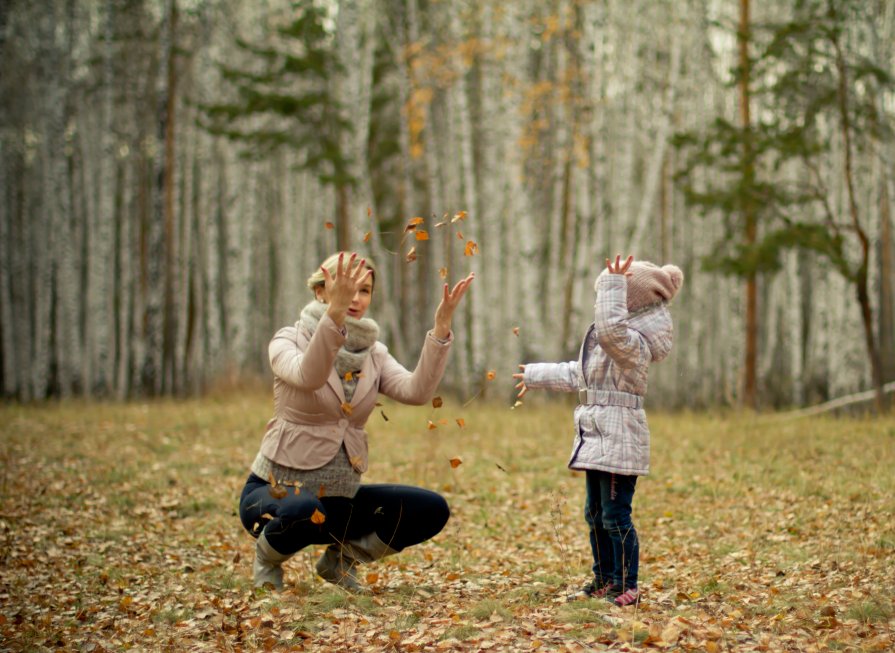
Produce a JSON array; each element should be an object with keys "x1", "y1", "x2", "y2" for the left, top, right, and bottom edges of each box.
[{"x1": 625, "y1": 261, "x2": 684, "y2": 312}]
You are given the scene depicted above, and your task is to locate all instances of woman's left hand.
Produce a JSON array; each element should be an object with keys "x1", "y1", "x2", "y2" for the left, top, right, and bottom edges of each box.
[{"x1": 433, "y1": 273, "x2": 475, "y2": 339}]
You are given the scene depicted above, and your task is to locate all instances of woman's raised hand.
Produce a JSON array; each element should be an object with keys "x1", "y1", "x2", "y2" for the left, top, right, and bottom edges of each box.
[
  {"x1": 433, "y1": 272, "x2": 475, "y2": 339},
  {"x1": 321, "y1": 253, "x2": 373, "y2": 324}
]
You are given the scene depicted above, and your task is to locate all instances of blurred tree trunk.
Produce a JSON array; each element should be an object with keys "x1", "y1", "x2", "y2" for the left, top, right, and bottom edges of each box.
[{"x1": 738, "y1": 0, "x2": 758, "y2": 410}]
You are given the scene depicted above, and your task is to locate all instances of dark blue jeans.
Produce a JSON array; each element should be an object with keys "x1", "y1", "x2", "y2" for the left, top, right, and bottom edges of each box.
[
  {"x1": 239, "y1": 474, "x2": 450, "y2": 556},
  {"x1": 584, "y1": 470, "x2": 639, "y2": 590}
]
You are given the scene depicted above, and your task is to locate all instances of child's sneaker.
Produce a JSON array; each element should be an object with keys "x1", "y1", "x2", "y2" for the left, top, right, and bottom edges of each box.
[
  {"x1": 567, "y1": 579, "x2": 618, "y2": 602},
  {"x1": 610, "y1": 587, "x2": 641, "y2": 607}
]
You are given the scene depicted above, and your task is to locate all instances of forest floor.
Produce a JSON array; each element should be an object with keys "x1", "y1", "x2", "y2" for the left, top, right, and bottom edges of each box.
[{"x1": 1, "y1": 393, "x2": 894, "y2": 652}]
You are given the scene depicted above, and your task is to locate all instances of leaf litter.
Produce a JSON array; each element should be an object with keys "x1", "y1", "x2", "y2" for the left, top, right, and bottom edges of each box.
[{"x1": 0, "y1": 400, "x2": 893, "y2": 651}]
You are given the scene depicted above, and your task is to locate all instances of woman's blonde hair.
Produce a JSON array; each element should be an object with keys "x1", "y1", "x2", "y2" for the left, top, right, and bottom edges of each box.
[{"x1": 306, "y1": 252, "x2": 377, "y2": 295}]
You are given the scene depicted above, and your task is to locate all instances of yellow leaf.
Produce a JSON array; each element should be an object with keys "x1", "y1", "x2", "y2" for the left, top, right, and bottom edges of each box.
[
  {"x1": 363, "y1": 231, "x2": 372, "y2": 243},
  {"x1": 486, "y1": 370, "x2": 496, "y2": 380},
  {"x1": 456, "y1": 418, "x2": 466, "y2": 428},
  {"x1": 343, "y1": 371, "x2": 353, "y2": 382},
  {"x1": 439, "y1": 267, "x2": 448, "y2": 279},
  {"x1": 464, "y1": 240, "x2": 479, "y2": 256},
  {"x1": 261, "y1": 513, "x2": 275, "y2": 520},
  {"x1": 310, "y1": 509, "x2": 326, "y2": 524},
  {"x1": 452, "y1": 210, "x2": 468, "y2": 222},
  {"x1": 408, "y1": 216, "x2": 425, "y2": 226},
  {"x1": 341, "y1": 402, "x2": 352, "y2": 416},
  {"x1": 705, "y1": 642, "x2": 720, "y2": 653},
  {"x1": 449, "y1": 457, "x2": 462, "y2": 468},
  {"x1": 349, "y1": 456, "x2": 363, "y2": 469},
  {"x1": 432, "y1": 396, "x2": 443, "y2": 408},
  {"x1": 389, "y1": 630, "x2": 400, "y2": 641},
  {"x1": 415, "y1": 229, "x2": 429, "y2": 241},
  {"x1": 324, "y1": 221, "x2": 335, "y2": 230}
]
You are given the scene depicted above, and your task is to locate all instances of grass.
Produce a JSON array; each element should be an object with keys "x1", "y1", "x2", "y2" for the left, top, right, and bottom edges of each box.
[{"x1": 1, "y1": 395, "x2": 894, "y2": 651}]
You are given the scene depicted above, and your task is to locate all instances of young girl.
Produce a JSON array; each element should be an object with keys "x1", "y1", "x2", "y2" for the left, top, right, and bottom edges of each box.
[
  {"x1": 514, "y1": 255, "x2": 683, "y2": 607},
  {"x1": 240, "y1": 252, "x2": 474, "y2": 591}
]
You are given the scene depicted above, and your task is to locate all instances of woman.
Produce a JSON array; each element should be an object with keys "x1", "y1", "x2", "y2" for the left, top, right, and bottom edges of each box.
[{"x1": 239, "y1": 251, "x2": 474, "y2": 591}]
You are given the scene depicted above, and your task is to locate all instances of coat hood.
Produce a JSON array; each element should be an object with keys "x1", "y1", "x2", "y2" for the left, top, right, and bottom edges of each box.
[{"x1": 627, "y1": 305, "x2": 673, "y2": 362}]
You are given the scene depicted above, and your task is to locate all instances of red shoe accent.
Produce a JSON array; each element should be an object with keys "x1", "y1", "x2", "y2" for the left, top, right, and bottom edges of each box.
[{"x1": 613, "y1": 587, "x2": 640, "y2": 607}]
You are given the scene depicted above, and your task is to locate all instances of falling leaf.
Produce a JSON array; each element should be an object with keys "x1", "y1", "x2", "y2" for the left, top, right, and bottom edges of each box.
[
  {"x1": 405, "y1": 217, "x2": 425, "y2": 232},
  {"x1": 268, "y1": 473, "x2": 287, "y2": 499},
  {"x1": 456, "y1": 418, "x2": 466, "y2": 428},
  {"x1": 310, "y1": 509, "x2": 326, "y2": 524},
  {"x1": 464, "y1": 240, "x2": 479, "y2": 257},
  {"x1": 381, "y1": 410, "x2": 389, "y2": 421},
  {"x1": 343, "y1": 371, "x2": 353, "y2": 382},
  {"x1": 261, "y1": 513, "x2": 275, "y2": 520},
  {"x1": 363, "y1": 231, "x2": 372, "y2": 243},
  {"x1": 324, "y1": 222, "x2": 335, "y2": 230},
  {"x1": 495, "y1": 462, "x2": 508, "y2": 473},
  {"x1": 349, "y1": 456, "x2": 364, "y2": 469},
  {"x1": 415, "y1": 230, "x2": 429, "y2": 241},
  {"x1": 511, "y1": 400, "x2": 523, "y2": 409},
  {"x1": 513, "y1": 326, "x2": 520, "y2": 336},
  {"x1": 427, "y1": 420, "x2": 437, "y2": 430},
  {"x1": 367, "y1": 207, "x2": 372, "y2": 217},
  {"x1": 341, "y1": 402, "x2": 352, "y2": 416},
  {"x1": 406, "y1": 247, "x2": 417, "y2": 262},
  {"x1": 432, "y1": 396, "x2": 443, "y2": 408},
  {"x1": 457, "y1": 231, "x2": 464, "y2": 239},
  {"x1": 317, "y1": 485, "x2": 326, "y2": 498},
  {"x1": 435, "y1": 220, "x2": 447, "y2": 228},
  {"x1": 293, "y1": 486, "x2": 301, "y2": 495},
  {"x1": 449, "y1": 457, "x2": 462, "y2": 468},
  {"x1": 439, "y1": 267, "x2": 448, "y2": 279},
  {"x1": 439, "y1": 418, "x2": 448, "y2": 426},
  {"x1": 252, "y1": 522, "x2": 260, "y2": 533},
  {"x1": 452, "y1": 210, "x2": 468, "y2": 222},
  {"x1": 486, "y1": 370, "x2": 496, "y2": 380}
]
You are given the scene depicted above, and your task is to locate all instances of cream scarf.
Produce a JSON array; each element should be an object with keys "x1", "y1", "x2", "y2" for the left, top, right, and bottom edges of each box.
[{"x1": 299, "y1": 300, "x2": 379, "y2": 402}]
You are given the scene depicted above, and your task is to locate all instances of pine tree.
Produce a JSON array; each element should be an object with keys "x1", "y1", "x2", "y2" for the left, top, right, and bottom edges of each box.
[{"x1": 199, "y1": 2, "x2": 356, "y2": 249}]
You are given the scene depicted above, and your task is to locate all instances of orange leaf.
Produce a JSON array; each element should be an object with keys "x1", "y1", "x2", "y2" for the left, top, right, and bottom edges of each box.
[
  {"x1": 408, "y1": 216, "x2": 425, "y2": 225},
  {"x1": 317, "y1": 484, "x2": 326, "y2": 498},
  {"x1": 415, "y1": 229, "x2": 429, "y2": 241},
  {"x1": 457, "y1": 231, "x2": 464, "y2": 239},
  {"x1": 366, "y1": 572, "x2": 380, "y2": 584},
  {"x1": 343, "y1": 371, "x2": 353, "y2": 382},
  {"x1": 406, "y1": 247, "x2": 417, "y2": 262},
  {"x1": 486, "y1": 370, "x2": 496, "y2": 380},
  {"x1": 513, "y1": 326, "x2": 520, "y2": 336},
  {"x1": 427, "y1": 420, "x2": 437, "y2": 430},
  {"x1": 464, "y1": 240, "x2": 479, "y2": 257},
  {"x1": 363, "y1": 231, "x2": 372, "y2": 243},
  {"x1": 439, "y1": 418, "x2": 449, "y2": 426},
  {"x1": 452, "y1": 210, "x2": 468, "y2": 222},
  {"x1": 324, "y1": 221, "x2": 335, "y2": 230},
  {"x1": 367, "y1": 206, "x2": 372, "y2": 217},
  {"x1": 341, "y1": 402, "x2": 352, "y2": 416},
  {"x1": 449, "y1": 457, "x2": 462, "y2": 468},
  {"x1": 456, "y1": 418, "x2": 466, "y2": 428},
  {"x1": 269, "y1": 485, "x2": 287, "y2": 499},
  {"x1": 310, "y1": 509, "x2": 326, "y2": 524},
  {"x1": 439, "y1": 267, "x2": 448, "y2": 279},
  {"x1": 432, "y1": 396, "x2": 443, "y2": 408}
]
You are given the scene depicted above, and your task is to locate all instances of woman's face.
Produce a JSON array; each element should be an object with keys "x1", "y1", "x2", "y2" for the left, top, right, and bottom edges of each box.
[{"x1": 316, "y1": 276, "x2": 374, "y2": 319}]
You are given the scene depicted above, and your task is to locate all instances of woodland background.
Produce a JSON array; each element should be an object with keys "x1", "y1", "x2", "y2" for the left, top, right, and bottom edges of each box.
[{"x1": 2, "y1": 0, "x2": 895, "y2": 410}]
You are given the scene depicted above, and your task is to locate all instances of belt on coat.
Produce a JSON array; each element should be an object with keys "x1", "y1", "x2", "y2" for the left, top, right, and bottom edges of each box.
[{"x1": 577, "y1": 388, "x2": 643, "y2": 409}]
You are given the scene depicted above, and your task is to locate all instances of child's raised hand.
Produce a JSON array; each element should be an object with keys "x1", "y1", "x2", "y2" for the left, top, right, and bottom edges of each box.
[
  {"x1": 512, "y1": 364, "x2": 528, "y2": 399},
  {"x1": 605, "y1": 254, "x2": 634, "y2": 275}
]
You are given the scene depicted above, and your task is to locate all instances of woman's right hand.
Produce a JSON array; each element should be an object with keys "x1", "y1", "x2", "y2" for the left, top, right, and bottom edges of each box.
[
  {"x1": 512, "y1": 364, "x2": 528, "y2": 399},
  {"x1": 321, "y1": 253, "x2": 373, "y2": 325}
]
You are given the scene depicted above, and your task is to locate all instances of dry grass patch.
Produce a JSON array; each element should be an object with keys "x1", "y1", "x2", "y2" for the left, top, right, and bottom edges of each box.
[{"x1": 1, "y1": 396, "x2": 893, "y2": 651}]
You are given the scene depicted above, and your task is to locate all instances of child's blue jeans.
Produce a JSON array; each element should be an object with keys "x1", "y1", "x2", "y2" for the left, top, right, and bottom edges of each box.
[{"x1": 584, "y1": 470, "x2": 639, "y2": 590}]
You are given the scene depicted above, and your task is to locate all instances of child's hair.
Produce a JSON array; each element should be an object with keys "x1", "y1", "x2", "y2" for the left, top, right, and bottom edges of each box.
[{"x1": 306, "y1": 252, "x2": 377, "y2": 294}]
